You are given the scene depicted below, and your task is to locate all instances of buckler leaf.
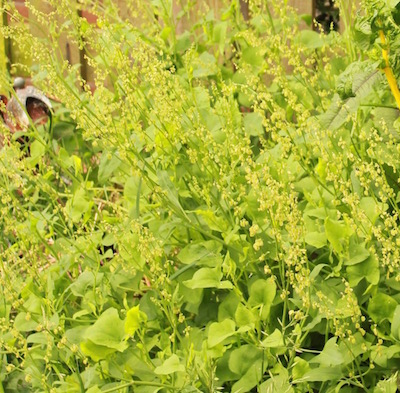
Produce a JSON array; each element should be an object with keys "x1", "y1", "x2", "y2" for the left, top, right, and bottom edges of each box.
[{"x1": 124, "y1": 305, "x2": 147, "y2": 337}]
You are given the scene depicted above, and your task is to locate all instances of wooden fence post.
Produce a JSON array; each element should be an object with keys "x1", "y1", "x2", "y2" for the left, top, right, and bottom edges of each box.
[{"x1": 0, "y1": 0, "x2": 10, "y2": 75}]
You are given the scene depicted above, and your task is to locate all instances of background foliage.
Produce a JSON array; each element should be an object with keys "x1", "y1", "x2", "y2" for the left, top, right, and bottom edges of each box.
[{"x1": 1, "y1": 0, "x2": 400, "y2": 391}]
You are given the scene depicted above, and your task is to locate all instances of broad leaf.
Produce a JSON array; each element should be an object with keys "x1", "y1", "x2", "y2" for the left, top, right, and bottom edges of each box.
[
  {"x1": 310, "y1": 337, "x2": 344, "y2": 366},
  {"x1": 183, "y1": 266, "x2": 232, "y2": 289},
  {"x1": 368, "y1": 293, "x2": 398, "y2": 324},
  {"x1": 324, "y1": 217, "x2": 352, "y2": 254},
  {"x1": 82, "y1": 308, "x2": 128, "y2": 351},
  {"x1": 98, "y1": 150, "x2": 121, "y2": 183},
  {"x1": 154, "y1": 354, "x2": 185, "y2": 375},
  {"x1": 347, "y1": 255, "x2": 379, "y2": 286},
  {"x1": 248, "y1": 278, "x2": 276, "y2": 320},
  {"x1": 261, "y1": 329, "x2": 284, "y2": 348},
  {"x1": 125, "y1": 305, "x2": 147, "y2": 336},
  {"x1": 296, "y1": 366, "x2": 342, "y2": 382},
  {"x1": 207, "y1": 319, "x2": 236, "y2": 348}
]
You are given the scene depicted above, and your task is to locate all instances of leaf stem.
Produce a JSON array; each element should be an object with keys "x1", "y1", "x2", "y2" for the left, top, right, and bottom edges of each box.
[{"x1": 379, "y1": 30, "x2": 400, "y2": 110}]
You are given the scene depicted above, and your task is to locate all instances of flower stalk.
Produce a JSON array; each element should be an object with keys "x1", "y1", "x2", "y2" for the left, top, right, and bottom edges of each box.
[{"x1": 379, "y1": 30, "x2": 400, "y2": 110}]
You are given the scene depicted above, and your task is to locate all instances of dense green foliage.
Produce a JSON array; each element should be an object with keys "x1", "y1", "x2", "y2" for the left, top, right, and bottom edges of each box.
[{"x1": 1, "y1": 0, "x2": 400, "y2": 391}]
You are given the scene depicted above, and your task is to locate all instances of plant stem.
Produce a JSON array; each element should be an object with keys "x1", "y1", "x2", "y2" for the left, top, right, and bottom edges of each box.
[
  {"x1": 379, "y1": 30, "x2": 400, "y2": 110},
  {"x1": 101, "y1": 380, "x2": 179, "y2": 392}
]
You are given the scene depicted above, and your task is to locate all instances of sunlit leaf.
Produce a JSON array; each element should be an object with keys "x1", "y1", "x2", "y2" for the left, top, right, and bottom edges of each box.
[
  {"x1": 207, "y1": 319, "x2": 236, "y2": 348},
  {"x1": 154, "y1": 354, "x2": 185, "y2": 375}
]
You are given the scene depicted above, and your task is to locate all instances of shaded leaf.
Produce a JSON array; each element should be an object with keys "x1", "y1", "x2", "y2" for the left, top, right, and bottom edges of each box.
[
  {"x1": 368, "y1": 293, "x2": 398, "y2": 324},
  {"x1": 391, "y1": 305, "x2": 400, "y2": 340},
  {"x1": 320, "y1": 94, "x2": 359, "y2": 131},
  {"x1": 98, "y1": 150, "x2": 121, "y2": 183}
]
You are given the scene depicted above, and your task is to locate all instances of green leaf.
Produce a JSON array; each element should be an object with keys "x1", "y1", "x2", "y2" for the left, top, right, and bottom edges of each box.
[
  {"x1": 261, "y1": 329, "x2": 284, "y2": 348},
  {"x1": 292, "y1": 357, "x2": 310, "y2": 380},
  {"x1": 374, "y1": 373, "x2": 398, "y2": 393},
  {"x1": 124, "y1": 305, "x2": 147, "y2": 336},
  {"x1": 98, "y1": 150, "x2": 121, "y2": 183},
  {"x1": 352, "y1": 69, "x2": 381, "y2": 97},
  {"x1": 193, "y1": 86, "x2": 210, "y2": 109},
  {"x1": 80, "y1": 340, "x2": 117, "y2": 362},
  {"x1": 26, "y1": 332, "x2": 47, "y2": 344},
  {"x1": 30, "y1": 140, "x2": 45, "y2": 160},
  {"x1": 305, "y1": 232, "x2": 327, "y2": 248},
  {"x1": 65, "y1": 326, "x2": 88, "y2": 345},
  {"x1": 229, "y1": 346, "x2": 265, "y2": 392},
  {"x1": 207, "y1": 319, "x2": 236, "y2": 348},
  {"x1": 295, "y1": 30, "x2": 324, "y2": 49},
  {"x1": 243, "y1": 112, "x2": 264, "y2": 137},
  {"x1": 176, "y1": 31, "x2": 191, "y2": 52},
  {"x1": 69, "y1": 271, "x2": 103, "y2": 297},
  {"x1": 228, "y1": 345, "x2": 263, "y2": 375},
  {"x1": 241, "y1": 47, "x2": 265, "y2": 72},
  {"x1": 296, "y1": 366, "x2": 342, "y2": 382},
  {"x1": 324, "y1": 217, "x2": 351, "y2": 254},
  {"x1": 388, "y1": 0, "x2": 400, "y2": 7},
  {"x1": 26, "y1": 139, "x2": 46, "y2": 167},
  {"x1": 372, "y1": 345, "x2": 400, "y2": 368},
  {"x1": 235, "y1": 303, "x2": 256, "y2": 327},
  {"x1": 368, "y1": 293, "x2": 398, "y2": 324},
  {"x1": 310, "y1": 337, "x2": 344, "y2": 366},
  {"x1": 160, "y1": 26, "x2": 171, "y2": 41},
  {"x1": 124, "y1": 175, "x2": 144, "y2": 203},
  {"x1": 73, "y1": 309, "x2": 91, "y2": 319},
  {"x1": 300, "y1": 14, "x2": 313, "y2": 26},
  {"x1": 347, "y1": 255, "x2": 380, "y2": 286},
  {"x1": 157, "y1": 170, "x2": 187, "y2": 217},
  {"x1": 213, "y1": 21, "x2": 227, "y2": 55},
  {"x1": 192, "y1": 52, "x2": 218, "y2": 78},
  {"x1": 337, "y1": 61, "x2": 381, "y2": 99},
  {"x1": 195, "y1": 209, "x2": 228, "y2": 232},
  {"x1": 86, "y1": 386, "x2": 102, "y2": 393},
  {"x1": 344, "y1": 242, "x2": 370, "y2": 265},
  {"x1": 310, "y1": 264, "x2": 328, "y2": 281},
  {"x1": 248, "y1": 278, "x2": 276, "y2": 320},
  {"x1": 66, "y1": 187, "x2": 92, "y2": 223},
  {"x1": 178, "y1": 242, "x2": 214, "y2": 265},
  {"x1": 218, "y1": 292, "x2": 240, "y2": 321},
  {"x1": 320, "y1": 94, "x2": 359, "y2": 131},
  {"x1": 360, "y1": 197, "x2": 381, "y2": 224},
  {"x1": 391, "y1": 305, "x2": 400, "y2": 340},
  {"x1": 154, "y1": 354, "x2": 185, "y2": 375},
  {"x1": 183, "y1": 266, "x2": 232, "y2": 289},
  {"x1": 259, "y1": 373, "x2": 294, "y2": 393},
  {"x1": 14, "y1": 312, "x2": 39, "y2": 332},
  {"x1": 81, "y1": 308, "x2": 128, "y2": 359}
]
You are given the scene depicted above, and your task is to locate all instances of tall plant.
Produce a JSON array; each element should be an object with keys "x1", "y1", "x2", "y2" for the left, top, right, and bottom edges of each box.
[{"x1": 0, "y1": 0, "x2": 400, "y2": 391}]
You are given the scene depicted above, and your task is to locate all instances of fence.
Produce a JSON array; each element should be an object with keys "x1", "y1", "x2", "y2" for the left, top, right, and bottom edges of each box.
[{"x1": 1, "y1": 0, "x2": 353, "y2": 87}]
